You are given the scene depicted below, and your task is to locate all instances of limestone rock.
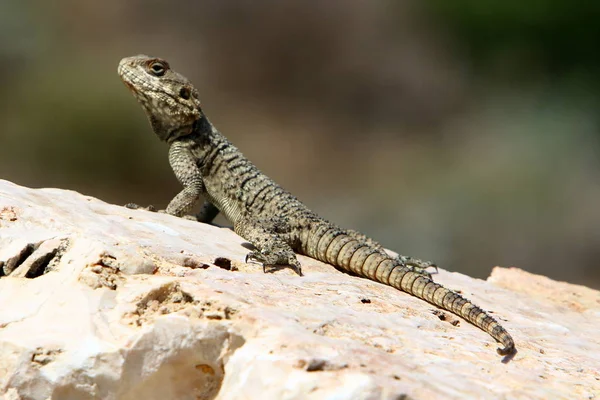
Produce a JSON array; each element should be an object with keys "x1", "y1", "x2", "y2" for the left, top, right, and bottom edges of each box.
[{"x1": 0, "y1": 179, "x2": 598, "y2": 399}]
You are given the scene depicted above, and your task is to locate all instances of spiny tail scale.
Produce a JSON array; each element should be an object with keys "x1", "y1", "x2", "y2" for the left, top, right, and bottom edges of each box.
[{"x1": 302, "y1": 225, "x2": 515, "y2": 355}]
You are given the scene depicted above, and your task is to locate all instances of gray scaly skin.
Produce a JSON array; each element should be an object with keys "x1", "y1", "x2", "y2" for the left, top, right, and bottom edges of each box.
[{"x1": 118, "y1": 54, "x2": 515, "y2": 356}]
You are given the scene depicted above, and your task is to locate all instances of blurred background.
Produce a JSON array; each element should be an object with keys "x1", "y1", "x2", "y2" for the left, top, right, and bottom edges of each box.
[{"x1": 1, "y1": 1, "x2": 599, "y2": 288}]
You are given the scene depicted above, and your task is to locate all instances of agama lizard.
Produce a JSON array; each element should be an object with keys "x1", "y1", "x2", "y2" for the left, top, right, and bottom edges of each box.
[{"x1": 118, "y1": 55, "x2": 515, "y2": 356}]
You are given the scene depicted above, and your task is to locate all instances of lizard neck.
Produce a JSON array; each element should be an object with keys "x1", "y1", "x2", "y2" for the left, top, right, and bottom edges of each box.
[
  {"x1": 163, "y1": 113, "x2": 212, "y2": 144},
  {"x1": 192, "y1": 114, "x2": 213, "y2": 137}
]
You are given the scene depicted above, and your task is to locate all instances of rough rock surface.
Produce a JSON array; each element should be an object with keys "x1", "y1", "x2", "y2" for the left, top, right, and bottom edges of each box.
[{"x1": 0, "y1": 179, "x2": 598, "y2": 400}]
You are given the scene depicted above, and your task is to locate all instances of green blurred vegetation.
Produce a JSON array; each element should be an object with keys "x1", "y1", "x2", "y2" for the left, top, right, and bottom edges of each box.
[
  {"x1": 429, "y1": 1, "x2": 600, "y2": 81},
  {"x1": 0, "y1": 0, "x2": 598, "y2": 287},
  {"x1": 430, "y1": 0, "x2": 600, "y2": 69}
]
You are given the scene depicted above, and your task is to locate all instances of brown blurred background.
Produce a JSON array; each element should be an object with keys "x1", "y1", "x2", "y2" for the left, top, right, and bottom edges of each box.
[{"x1": 1, "y1": 1, "x2": 599, "y2": 287}]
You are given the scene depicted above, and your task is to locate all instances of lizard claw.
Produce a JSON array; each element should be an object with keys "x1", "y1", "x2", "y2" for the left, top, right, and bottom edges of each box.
[
  {"x1": 287, "y1": 259, "x2": 303, "y2": 276},
  {"x1": 244, "y1": 251, "x2": 261, "y2": 265}
]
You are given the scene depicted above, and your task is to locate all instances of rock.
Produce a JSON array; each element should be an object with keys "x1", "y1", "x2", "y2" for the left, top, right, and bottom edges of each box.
[{"x1": 0, "y1": 179, "x2": 598, "y2": 399}]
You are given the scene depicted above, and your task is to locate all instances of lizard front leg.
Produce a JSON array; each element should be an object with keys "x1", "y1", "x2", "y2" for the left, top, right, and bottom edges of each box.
[
  {"x1": 165, "y1": 139, "x2": 205, "y2": 217},
  {"x1": 126, "y1": 140, "x2": 204, "y2": 218},
  {"x1": 235, "y1": 217, "x2": 302, "y2": 276}
]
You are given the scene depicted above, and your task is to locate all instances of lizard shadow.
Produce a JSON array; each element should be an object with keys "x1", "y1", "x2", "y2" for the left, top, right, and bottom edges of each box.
[
  {"x1": 240, "y1": 242, "x2": 256, "y2": 251},
  {"x1": 501, "y1": 348, "x2": 517, "y2": 364}
]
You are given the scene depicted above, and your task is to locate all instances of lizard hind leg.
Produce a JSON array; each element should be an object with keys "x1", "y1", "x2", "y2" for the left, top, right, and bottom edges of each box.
[
  {"x1": 397, "y1": 256, "x2": 438, "y2": 279},
  {"x1": 235, "y1": 217, "x2": 303, "y2": 276},
  {"x1": 345, "y1": 229, "x2": 437, "y2": 278}
]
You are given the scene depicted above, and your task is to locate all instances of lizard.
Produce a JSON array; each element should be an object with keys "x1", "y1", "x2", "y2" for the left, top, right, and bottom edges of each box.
[{"x1": 118, "y1": 54, "x2": 515, "y2": 356}]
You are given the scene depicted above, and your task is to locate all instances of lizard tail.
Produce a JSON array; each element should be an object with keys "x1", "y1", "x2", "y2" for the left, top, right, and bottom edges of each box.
[{"x1": 304, "y1": 227, "x2": 515, "y2": 355}]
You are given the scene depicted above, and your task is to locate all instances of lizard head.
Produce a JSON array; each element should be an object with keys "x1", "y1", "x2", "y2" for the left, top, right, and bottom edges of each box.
[{"x1": 118, "y1": 55, "x2": 203, "y2": 143}]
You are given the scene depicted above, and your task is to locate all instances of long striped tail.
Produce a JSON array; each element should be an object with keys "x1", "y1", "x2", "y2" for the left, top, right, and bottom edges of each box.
[{"x1": 301, "y1": 226, "x2": 515, "y2": 355}]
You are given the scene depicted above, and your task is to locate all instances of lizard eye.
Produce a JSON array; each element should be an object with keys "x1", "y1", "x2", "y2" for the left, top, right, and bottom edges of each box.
[
  {"x1": 149, "y1": 62, "x2": 166, "y2": 76},
  {"x1": 179, "y1": 87, "x2": 191, "y2": 100}
]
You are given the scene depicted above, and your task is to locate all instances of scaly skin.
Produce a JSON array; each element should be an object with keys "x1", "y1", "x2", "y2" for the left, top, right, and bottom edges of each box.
[{"x1": 118, "y1": 55, "x2": 515, "y2": 356}]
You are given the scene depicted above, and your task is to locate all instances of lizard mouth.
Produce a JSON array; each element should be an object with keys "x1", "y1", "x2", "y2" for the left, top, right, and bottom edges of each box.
[{"x1": 121, "y1": 79, "x2": 136, "y2": 93}]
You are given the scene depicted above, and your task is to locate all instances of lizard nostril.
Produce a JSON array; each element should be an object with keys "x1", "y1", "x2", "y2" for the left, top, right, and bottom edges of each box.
[{"x1": 179, "y1": 87, "x2": 191, "y2": 100}]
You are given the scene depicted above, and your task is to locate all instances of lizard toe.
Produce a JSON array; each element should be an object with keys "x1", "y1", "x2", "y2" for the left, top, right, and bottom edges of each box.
[
  {"x1": 245, "y1": 251, "x2": 303, "y2": 276},
  {"x1": 125, "y1": 203, "x2": 157, "y2": 212},
  {"x1": 409, "y1": 266, "x2": 432, "y2": 279},
  {"x1": 244, "y1": 251, "x2": 265, "y2": 265},
  {"x1": 287, "y1": 257, "x2": 303, "y2": 276}
]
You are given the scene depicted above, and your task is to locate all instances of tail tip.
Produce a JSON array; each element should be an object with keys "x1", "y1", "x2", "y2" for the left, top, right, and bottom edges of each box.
[{"x1": 497, "y1": 343, "x2": 516, "y2": 356}]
